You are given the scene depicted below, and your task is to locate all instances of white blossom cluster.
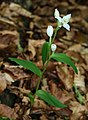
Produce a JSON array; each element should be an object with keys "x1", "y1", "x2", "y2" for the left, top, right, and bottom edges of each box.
[{"x1": 46, "y1": 8, "x2": 71, "y2": 52}]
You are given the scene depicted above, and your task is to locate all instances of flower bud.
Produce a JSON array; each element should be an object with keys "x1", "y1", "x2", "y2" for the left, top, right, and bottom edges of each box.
[
  {"x1": 47, "y1": 25, "x2": 53, "y2": 37},
  {"x1": 51, "y1": 44, "x2": 57, "y2": 52},
  {"x1": 54, "y1": 9, "x2": 60, "y2": 19}
]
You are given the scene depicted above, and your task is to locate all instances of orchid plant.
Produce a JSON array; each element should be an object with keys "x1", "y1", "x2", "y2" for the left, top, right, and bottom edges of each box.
[{"x1": 9, "y1": 9, "x2": 78, "y2": 109}]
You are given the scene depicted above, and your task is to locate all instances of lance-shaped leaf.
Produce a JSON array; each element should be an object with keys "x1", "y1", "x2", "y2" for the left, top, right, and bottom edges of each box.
[
  {"x1": 73, "y1": 84, "x2": 85, "y2": 104},
  {"x1": 9, "y1": 58, "x2": 42, "y2": 77},
  {"x1": 51, "y1": 53, "x2": 78, "y2": 74},
  {"x1": 0, "y1": 117, "x2": 13, "y2": 120},
  {"x1": 42, "y1": 42, "x2": 50, "y2": 64},
  {"x1": 36, "y1": 90, "x2": 67, "y2": 108}
]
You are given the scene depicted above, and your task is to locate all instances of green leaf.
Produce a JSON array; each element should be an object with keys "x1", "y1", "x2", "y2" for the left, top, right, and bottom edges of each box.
[
  {"x1": 9, "y1": 58, "x2": 42, "y2": 77},
  {"x1": 51, "y1": 53, "x2": 78, "y2": 74},
  {"x1": 36, "y1": 90, "x2": 67, "y2": 108},
  {"x1": 42, "y1": 42, "x2": 50, "y2": 64},
  {"x1": 0, "y1": 117, "x2": 13, "y2": 120},
  {"x1": 28, "y1": 92, "x2": 35, "y2": 106},
  {"x1": 73, "y1": 84, "x2": 85, "y2": 104}
]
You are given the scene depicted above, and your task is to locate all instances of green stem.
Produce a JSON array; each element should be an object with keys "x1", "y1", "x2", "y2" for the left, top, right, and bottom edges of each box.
[
  {"x1": 18, "y1": 39, "x2": 23, "y2": 52},
  {"x1": 52, "y1": 26, "x2": 59, "y2": 43},
  {"x1": 35, "y1": 27, "x2": 59, "y2": 93},
  {"x1": 30, "y1": 54, "x2": 52, "y2": 110},
  {"x1": 49, "y1": 37, "x2": 52, "y2": 44},
  {"x1": 35, "y1": 78, "x2": 42, "y2": 94},
  {"x1": 35, "y1": 53, "x2": 52, "y2": 93},
  {"x1": 31, "y1": 26, "x2": 59, "y2": 108}
]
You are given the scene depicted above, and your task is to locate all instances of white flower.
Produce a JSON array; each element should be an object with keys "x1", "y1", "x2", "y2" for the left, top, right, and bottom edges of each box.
[
  {"x1": 51, "y1": 44, "x2": 57, "y2": 52},
  {"x1": 62, "y1": 14, "x2": 71, "y2": 31},
  {"x1": 54, "y1": 9, "x2": 62, "y2": 23},
  {"x1": 54, "y1": 9, "x2": 71, "y2": 31},
  {"x1": 47, "y1": 25, "x2": 53, "y2": 37}
]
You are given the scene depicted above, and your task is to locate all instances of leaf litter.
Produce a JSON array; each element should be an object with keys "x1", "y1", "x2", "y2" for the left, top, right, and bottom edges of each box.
[{"x1": 0, "y1": 0, "x2": 88, "y2": 119}]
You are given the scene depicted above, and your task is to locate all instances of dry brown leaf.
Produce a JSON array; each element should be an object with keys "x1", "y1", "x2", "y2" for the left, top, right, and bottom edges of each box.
[
  {"x1": 69, "y1": 101, "x2": 87, "y2": 120},
  {"x1": 22, "y1": 96, "x2": 29, "y2": 104},
  {"x1": 36, "y1": 60, "x2": 43, "y2": 69},
  {"x1": 81, "y1": 48, "x2": 88, "y2": 54},
  {"x1": 0, "y1": 2, "x2": 14, "y2": 20},
  {"x1": 42, "y1": 78, "x2": 49, "y2": 92},
  {"x1": 0, "y1": 30, "x2": 19, "y2": 47},
  {"x1": 74, "y1": 66, "x2": 86, "y2": 92},
  {"x1": 56, "y1": 65, "x2": 74, "y2": 90},
  {"x1": 33, "y1": 99, "x2": 49, "y2": 110},
  {"x1": 0, "y1": 30, "x2": 19, "y2": 59},
  {"x1": 86, "y1": 93, "x2": 88, "y2": 102},
  {"x1": 0, "y1": 2, "x2": 32, "y2": 26},
  {"x1": 63, "y1": 30, "x2": 75, "y2": 41},
  {"x1": 56, "y1": 42, "x2": 68, "y2": 50},
  {"x1": 28, "y1": 39, "x2": 45, "y2": 48},
  {"x1": 9, "y1": 3, "x2": 31, "y2": 17},
  {"x1": 27, "y1": 39, "x2": 45, "y2": 59},
  {"x1": 82, "y1": 53, "x2": 88, "y2": 64},
  {"x1": 28, "y1": 40, "x2": 36, "y2": 59},
  {"x1": 56, "y1": 108, "x2": 72, "y2": 118},
  {"x1": 68, "y1": 44, "x2": 82, "y2": 52},
  {"x1": 30, "y1": 74, "x2": 39, "y2": 89},
  {"x1": 3, "y1": 73, "x2": 14, "y2": 83},
  {"x1": 40, "y1": 114, "x2": 48, "y2": 120},
  {"x1": 3, "y1": 65, "x2": 31, "y2": 81},
  {"x1": 0, "y1": 17, "x2": 16, "y2": 27},
  {"x1": 0, "y1": 71, "x2": 16, "y2": 93},
  {"x1": 22, "y1": 115, "x2": 32, "y2": 120},
  {"x1": 66, "y1": 51, "x2": 84, "y2": 63},
  {"x1": 0, "y1": 104, "x2": 18, "y2": 119},
  {"x1": 49, "y1": 81, "x2": 72, "y2": 104},
  {"x1": 0, "y1": 72, "x2": 7, "y2": 93}
]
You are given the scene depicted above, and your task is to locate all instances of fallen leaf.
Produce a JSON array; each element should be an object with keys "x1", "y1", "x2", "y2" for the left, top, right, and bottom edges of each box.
[
  {"x1": 0, "y1": 16, "x2": 16, "y2": 27},
  {"x1": 0, "y1": 72, "x2": 7, "y2": 93},
  {"x1": 0, "y1": 104, "x2": 18, "y2": 119},
  {"x1": 33, "y1": 99, "x2": 49, "y2": 110},
  {"x1": 28, "y1": 40, "x2": 36, "y2": 59},
  {"x1": 22, "y1": 96, "x2": 29, "y2": 104},
  {"x1": 69, "y1": 101, "x2": 87, "y2": 120},
  {"x1": 49, "y1": 81, "x2": 72, "y2": 104},
  {"x1": 68, "y1": 44, "x2": 82, "y2": 52},
  {"x1": 40, "y1": 114, "x2": 48, "y2": 120},
  {"x1": 56, "y1": 64, "x2": 74, "y2": 90},
  {"x1": 3, "y1": 73, "x2": 14, "y2": 83},
  {"x1": 0, "y1": 30, "x2": 19, "y2": 59},
  {"x1": 3, "y1": 65, "x2": 31, "y2": 81},
  {"x1": 9, "y1": 3, "x2": 31, "y2": 18},
  {"x1": 0, "y1": 30, "x2": 19, "y2": 47},
  {"x1": 27, "y1": 39, "x2": 45, "y2": 60},
  {"x1": 74, "y1": 66, "x2": 86, "y2": 93}
]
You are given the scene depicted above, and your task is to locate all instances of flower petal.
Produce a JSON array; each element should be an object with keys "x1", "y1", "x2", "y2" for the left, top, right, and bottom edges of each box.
[
  {"x1": 47, "y1": 25, "x2": 53, "y2": 37},
  {"x1": 54, "y1": 9, "x2": 60, "y2": 19},
  {"x1": 63, "y1": 23, "x2": 70, "y2": 31},
  {"x1": 57, "y1": 16, "x2": 62, "y2": 23},
  {"x1": 62, "y1": 14, "x2": 71, "y2": 24}
]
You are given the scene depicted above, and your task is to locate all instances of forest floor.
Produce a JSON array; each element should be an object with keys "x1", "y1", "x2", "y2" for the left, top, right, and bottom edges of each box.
[{"x1": 0, "y1": 0, "x2": 88, "y2": 120}]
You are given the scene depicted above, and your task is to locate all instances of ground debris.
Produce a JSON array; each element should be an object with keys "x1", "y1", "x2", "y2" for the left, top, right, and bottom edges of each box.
[{"x1": 0, "y1": 0, "x2": 88, "y2": 119}]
